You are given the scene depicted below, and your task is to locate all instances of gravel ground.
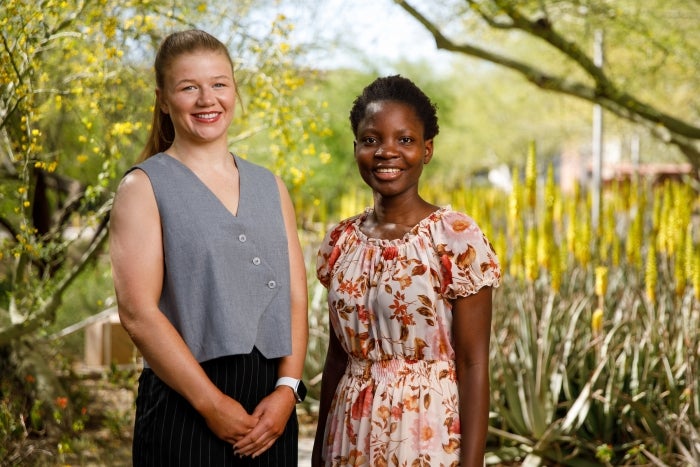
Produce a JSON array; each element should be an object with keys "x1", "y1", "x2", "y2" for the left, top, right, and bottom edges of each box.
[{"x1": 299, "y1": 436, "x2": 314, "y2": 466}]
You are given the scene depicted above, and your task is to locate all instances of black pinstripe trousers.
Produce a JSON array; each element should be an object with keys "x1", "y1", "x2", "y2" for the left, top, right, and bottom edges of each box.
[{"x1": 132, "y1": 348, "x2": 298, "y2": 466}]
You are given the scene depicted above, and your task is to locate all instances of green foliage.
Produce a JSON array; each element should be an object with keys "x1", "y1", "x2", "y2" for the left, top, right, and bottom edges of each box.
[
  {"x1": 395, "y1": 0, "x2": 700, "y2": 166},
  {"x1": 486, "y1": 260, "x2": 699, "y2": 465},
  {"x1": 0, "y1": 356, "x2": 29, "y2": 461},
  {"x1": 46, "y1": 257, "x2": 115, "y2": 358},
  {"x1": 289, "y1": 69, "x2": 377, "y2": 224},
  {"x1": 228, "y1": 14, "x2": 335, "y2": 224}
]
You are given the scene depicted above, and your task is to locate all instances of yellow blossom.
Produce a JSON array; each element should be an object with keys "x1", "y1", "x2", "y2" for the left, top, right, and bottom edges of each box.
[
  {"x1": 645, "y1": 242, "x2": 658, "y2": 304},
  {"x1": 591, "y1": 308, "x2": 603, "y2": 335},
  {"x1": 302, "y1": 144, "x2": 316, "y2": 156},
  {"x1": 525, "y1": 140, "x2": 537, "y2": 211},
  {"x1": 525, "y1": 227, "x2": 538, "y2": 282},
  {"x1": 549, "y1": 243, "x2": 561, "y2": 293},
  {"x1": 594, "y1": 266, "x2": 608, "y2": 298}
]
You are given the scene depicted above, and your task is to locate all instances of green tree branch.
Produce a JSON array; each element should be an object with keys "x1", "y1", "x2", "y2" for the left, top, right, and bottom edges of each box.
[{"x1": 394, "y1": 0, "x2": 700, "y2": 167}]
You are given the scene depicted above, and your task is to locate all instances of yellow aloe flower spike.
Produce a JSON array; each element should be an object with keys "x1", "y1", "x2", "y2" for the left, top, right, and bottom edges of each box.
[
  {"x1": 646, "y1": 241, "x2": 658, "y2": 304},
  {"x1": 591, "y1": 308, "x2": 604, "y2": 336},
  {"x1": 595, "y1": 266, "x2": 608, "y2": 299},
  {"x1": 525, "y1": 140, "x2": 537, "y2": 212},
  {"x1": 550, "y1": 242, "x2": 562, "y2": 293},
  {"x1": 538, "y1": 164, "x2": 555, "y2": 270},
  {"x1": 525, "y1": 227, "x2": 538, "y2": 282}
]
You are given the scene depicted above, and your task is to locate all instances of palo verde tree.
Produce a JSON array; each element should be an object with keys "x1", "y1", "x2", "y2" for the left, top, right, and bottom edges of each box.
[
  {"x1": 394, "y1": 0, "x2": 700, "y2": 169},
  {"x1": 0, "y1": 1, "x2": 172, "y2": 454}
]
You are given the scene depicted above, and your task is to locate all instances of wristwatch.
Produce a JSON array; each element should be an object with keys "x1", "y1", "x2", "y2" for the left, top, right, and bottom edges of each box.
[{"x1": 275, "y1": 377, "x2": 307, "y2": 403}]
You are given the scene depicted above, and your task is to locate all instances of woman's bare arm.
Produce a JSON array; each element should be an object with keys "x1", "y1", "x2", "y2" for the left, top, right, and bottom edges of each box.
[{"x1": 452, "y1": 286, "x2": 493, "y2": 467}]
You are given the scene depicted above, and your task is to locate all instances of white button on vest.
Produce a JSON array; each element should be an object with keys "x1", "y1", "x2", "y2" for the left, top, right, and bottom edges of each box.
[
  {"x1": 267, "y1": 280, "x2": 276, "y2": 289},
  {"x1": 238, "y1": 234, "x2": 247, "y2": 242},
  {"x1": 252, "y1": 257, "x2": 261, "y2": 265}
]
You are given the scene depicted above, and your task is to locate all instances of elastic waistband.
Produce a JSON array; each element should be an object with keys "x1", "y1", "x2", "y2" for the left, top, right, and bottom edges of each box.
[{"x1": 347, "y1": 357, "x2": 454, "y2": 383}]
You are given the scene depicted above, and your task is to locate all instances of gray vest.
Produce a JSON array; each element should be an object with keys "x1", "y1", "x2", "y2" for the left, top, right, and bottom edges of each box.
[{"x1": 131, "y1": 153, "x2": 291, "y2": 363}]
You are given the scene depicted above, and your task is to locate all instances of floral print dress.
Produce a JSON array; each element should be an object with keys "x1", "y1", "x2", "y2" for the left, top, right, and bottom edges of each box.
[{"x1": 316, "y1": 207, "x2": 501, "y2": 466}]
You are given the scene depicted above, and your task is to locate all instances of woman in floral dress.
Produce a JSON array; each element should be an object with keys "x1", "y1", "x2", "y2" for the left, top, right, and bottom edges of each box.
[{"x1": 311, "y1": 75, "x2": 501, "y2": 467}]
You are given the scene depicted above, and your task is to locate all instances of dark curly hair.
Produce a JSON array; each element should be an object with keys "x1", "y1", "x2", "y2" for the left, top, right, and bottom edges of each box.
[{"x1": 349, "y1": 75, "x2": 439, "y2": 140}]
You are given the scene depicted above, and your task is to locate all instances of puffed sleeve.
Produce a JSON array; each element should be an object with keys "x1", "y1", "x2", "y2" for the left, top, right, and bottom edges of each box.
[
  {"x1": 316, "y1": 219, "x2": 353, "y2": 288},
  {"x1": 432, "y1": 210, "x2": 501, "y2": 299}
]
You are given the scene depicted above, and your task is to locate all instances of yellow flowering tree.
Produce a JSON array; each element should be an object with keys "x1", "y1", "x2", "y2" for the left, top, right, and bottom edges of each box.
[
  {"x1": 0, "y1": 0, "x2": 166, "y2": 346},
  {"x1": 0, "y1": 0, "x2": 180, "y2": 453},
  {"x1": 227, "y1": 13, "x2": 333, "y2": 223}
]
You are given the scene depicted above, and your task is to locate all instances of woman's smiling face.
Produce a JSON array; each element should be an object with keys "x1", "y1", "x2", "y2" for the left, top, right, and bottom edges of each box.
[
  {"x1": 157, "y1": 50, "x2": 236, "y2": 146},
  {"x1": 354, "y1": 100, "x2": 433, "y2": 199}
]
